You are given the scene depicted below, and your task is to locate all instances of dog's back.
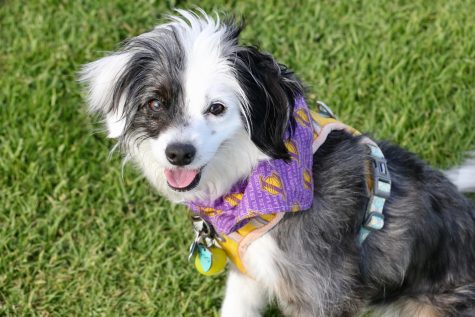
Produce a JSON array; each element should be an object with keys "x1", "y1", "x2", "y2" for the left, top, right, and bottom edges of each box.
[
  {"x1": 271, "y1": 131, "x2": 475, "y2": 316},
  {"x1": 366, "y1": 142, "x2": 475, "y2": 316}
]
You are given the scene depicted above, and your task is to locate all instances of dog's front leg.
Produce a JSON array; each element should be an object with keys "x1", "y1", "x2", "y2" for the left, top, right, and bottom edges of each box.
[{"x1": 221, "y1": 268, "x2": 267, "y2": 317}]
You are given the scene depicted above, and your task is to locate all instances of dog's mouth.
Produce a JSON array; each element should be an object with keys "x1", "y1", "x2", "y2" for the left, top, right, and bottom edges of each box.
[{"x1": 164, "y1": 167, "x2": 203, "y2": 192}]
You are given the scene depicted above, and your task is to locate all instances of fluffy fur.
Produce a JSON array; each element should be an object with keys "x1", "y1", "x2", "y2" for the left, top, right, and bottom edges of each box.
[{"x1": 80, "y1": 10, "x2": 475, "y2": 316}]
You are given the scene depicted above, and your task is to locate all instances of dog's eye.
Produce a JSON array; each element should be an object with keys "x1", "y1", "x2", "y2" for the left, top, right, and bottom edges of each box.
[
  {"x1": 207, "y1": 103, "x2": 226, "y2": 116},
  {"x1": 148, "y1": 99, "x2": 161, "y2": 112}
]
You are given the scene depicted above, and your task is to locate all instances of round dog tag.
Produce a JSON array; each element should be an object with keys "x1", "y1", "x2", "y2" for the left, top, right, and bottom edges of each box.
[{"x1": 194, "y1": 245, "x2": 227, "y2": 276}]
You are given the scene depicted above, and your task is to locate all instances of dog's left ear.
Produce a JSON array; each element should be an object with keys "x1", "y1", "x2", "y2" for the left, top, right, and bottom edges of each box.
[
  {"x1": 232, "y1": 47, "x2": 304, "y2": 161},
  {"x1": 79, "y1": 53, "x2": 132, "y2": 138}
]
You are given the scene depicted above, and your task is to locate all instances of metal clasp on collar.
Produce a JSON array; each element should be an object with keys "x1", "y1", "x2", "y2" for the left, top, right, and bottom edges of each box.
[{"x1": 188, "y1": 215, "x2": 222, "y2": 261}]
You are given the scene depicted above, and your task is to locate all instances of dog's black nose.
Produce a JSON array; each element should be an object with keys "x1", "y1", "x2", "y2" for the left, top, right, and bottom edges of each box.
[{"x1": 165, "y1": 143, "x2": 196, "y2": 166}]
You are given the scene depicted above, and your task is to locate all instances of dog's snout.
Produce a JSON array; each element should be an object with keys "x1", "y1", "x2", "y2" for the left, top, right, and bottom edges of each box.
[{"x1": 165, "y1": 143, "x2": 196, "y2": 166}]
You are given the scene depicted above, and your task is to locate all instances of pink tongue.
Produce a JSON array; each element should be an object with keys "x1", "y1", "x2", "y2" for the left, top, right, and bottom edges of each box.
[{"x1": 164, "y1": 169, "x2": 199, "y2": 188}]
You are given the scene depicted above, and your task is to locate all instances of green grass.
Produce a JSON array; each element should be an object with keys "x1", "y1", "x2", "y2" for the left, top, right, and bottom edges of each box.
[{"x1": 1, "y1": 0, "x2": 474, "y2": 316}]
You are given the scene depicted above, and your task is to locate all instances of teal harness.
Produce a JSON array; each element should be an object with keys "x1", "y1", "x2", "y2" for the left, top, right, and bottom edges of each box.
[
  {"x1": 358, "y1": 141, "x2": 392, "y2": 244},
  {"x1": 317, "y1": 101, "x2": 392, "y2": 244}
]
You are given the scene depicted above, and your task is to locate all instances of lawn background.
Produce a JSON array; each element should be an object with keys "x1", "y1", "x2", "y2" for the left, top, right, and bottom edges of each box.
[{"x1": 1, "y1": 0, "x2": 474, "y2": 316}]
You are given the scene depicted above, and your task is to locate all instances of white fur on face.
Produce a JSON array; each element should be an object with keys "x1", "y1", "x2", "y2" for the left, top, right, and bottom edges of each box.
[
  {"x1": 80, "y1": 11, "x2": 269, "y2": 202},
  {"x1": 133, "y1": 128, "x2": 266, "y2": 203},
  {"x1": 85, "y1": 11, "x2": 268, "y2": 203}
]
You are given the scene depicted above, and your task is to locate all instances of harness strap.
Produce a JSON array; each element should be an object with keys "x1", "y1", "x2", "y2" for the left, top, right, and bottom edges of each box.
[
  {"x1": 357, "y1": 141, "x2": 391, "y2": 244},
  {"x1": 312, "y1": 102, "x2": 391, "y2": 244}
]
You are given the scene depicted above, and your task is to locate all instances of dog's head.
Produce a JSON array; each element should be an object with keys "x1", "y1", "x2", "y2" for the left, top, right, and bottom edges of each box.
[{"x1": 80, "y1": 10, "x2": 303, "y2": 203}]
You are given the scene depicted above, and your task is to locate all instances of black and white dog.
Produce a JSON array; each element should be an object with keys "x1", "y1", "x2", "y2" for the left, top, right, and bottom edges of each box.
[{"x1": 80, "y1": 10, "x2": 475, "y2": 317}]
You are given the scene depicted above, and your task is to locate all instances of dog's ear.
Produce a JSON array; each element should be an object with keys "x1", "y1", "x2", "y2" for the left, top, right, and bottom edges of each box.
[
  {"x1": 232, "y1": 47, "x2": 304, "y2": 161},
  {"x1": 79, "y1": 53, "x2": 132, "y2": 138}
]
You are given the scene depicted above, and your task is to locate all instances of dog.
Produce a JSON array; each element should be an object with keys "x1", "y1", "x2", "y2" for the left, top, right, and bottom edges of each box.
[{"x1": 80, "y1": 10, "x2": 475, "y2": 317}]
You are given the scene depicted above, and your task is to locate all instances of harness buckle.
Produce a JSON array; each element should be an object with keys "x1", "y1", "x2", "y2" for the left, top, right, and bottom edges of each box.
[
  {"x1": 316, "y1": 101, "x2": 337, "y2": 119},
  {"x1": 367, "y1": 144, "x2": 391, "y2": 198},
  {"x1": 363, "y1": 212, "x2": 385, "y2": 231},
  {"x1": 372, "y1": 160, "x2": 391, "y2": 198}
]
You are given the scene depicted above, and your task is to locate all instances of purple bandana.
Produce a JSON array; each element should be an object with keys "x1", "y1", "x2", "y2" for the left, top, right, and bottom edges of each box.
[{"x1": 186, "y1": 97, "x2": 314, "y2": 235}]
